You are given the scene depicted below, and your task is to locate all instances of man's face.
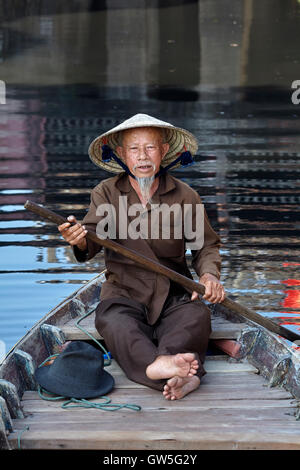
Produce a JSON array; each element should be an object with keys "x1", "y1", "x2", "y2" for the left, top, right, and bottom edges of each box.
[{"x1": 116, "y1": 127, "x2": 169, "y2": 178}]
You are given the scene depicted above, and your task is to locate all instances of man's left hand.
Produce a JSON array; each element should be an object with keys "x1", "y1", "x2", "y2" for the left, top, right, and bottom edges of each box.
[{"x1": 191, "y1": 273, "x2": 226, "y2": 304}]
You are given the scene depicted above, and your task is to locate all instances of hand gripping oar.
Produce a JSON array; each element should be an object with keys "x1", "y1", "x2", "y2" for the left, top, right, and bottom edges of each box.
[{"x1": 24, "y1": 200, "x2": 300, "y2": 343}]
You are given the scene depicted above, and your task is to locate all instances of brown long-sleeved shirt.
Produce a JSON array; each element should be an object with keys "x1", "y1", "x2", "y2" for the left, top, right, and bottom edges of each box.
[{"x1": 73, "y1": 172, "x2": 221, "y2": 324}]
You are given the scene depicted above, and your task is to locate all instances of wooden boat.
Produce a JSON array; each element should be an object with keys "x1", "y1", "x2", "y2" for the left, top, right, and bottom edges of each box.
[{"x1": 1, "y1": 270, "x2": 300, "y2": 451}]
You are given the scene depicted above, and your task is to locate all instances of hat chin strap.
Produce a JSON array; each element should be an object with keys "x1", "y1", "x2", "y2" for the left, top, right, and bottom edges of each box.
[{"x1": 101, "y1": 145, "x2": 194, "y2": 179}]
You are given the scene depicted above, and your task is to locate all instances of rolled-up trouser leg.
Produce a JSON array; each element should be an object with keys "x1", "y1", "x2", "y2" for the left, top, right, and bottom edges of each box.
[
  {"x1": 95, "y1": 297, "x2": 166, "y2": 391},
  {"x1": 154, "y1": 294, "x2": 212, "y2": 380}
]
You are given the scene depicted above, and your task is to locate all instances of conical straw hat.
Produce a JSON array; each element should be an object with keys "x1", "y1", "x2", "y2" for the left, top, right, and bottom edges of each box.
[{"x1": 88, "y1": 113, "x2": 198, "y2": 174}]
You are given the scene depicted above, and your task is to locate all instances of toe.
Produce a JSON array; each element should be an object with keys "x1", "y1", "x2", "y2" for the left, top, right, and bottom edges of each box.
[
  {"x1": 184, "y1": 352, "x2": 196, "y2": 361},
  {"x1": 188, "y1": 370, "x2": 196, "y2": 376}
]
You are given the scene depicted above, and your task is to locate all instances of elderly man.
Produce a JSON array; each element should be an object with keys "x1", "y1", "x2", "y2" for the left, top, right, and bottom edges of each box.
[{"x1": 58, "y1": 114, "x2": 225, "y2": 400}]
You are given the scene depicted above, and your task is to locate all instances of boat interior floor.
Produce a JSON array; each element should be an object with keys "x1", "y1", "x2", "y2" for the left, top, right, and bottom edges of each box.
[{"x1": 8, "y1": 354, "x2": 299, "y2": 450}]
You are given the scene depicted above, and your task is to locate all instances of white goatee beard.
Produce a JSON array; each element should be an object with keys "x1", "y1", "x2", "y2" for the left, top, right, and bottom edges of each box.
[
  {"x1": 133, "y1": 162, "x2": 156, "y2": 205},
  {"x1": 135, "y1": 174, "x2": 155, "y2": 204}
]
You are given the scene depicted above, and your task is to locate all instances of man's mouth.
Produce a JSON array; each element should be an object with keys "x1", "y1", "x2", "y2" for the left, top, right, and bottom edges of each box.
[{"x1": 133, "y1": 162, "x2": 156, "y2": 175}]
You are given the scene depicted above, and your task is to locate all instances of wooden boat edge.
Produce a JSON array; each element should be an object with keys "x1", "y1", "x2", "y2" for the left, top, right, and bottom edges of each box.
[{"x1": 213, "y1": 302, "x2": 300, "y2": 400}]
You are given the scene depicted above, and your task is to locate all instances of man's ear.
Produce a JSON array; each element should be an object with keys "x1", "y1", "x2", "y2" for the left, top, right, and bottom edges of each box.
[
  {"x1": 116, "y1": 146, "x2": 123, "y2": 158},
  {"x1": 162, "y1": 143, "x2": 170, "y2": 158}
]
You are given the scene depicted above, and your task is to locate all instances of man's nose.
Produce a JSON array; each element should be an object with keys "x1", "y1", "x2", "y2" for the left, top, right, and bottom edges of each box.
[{"x1": 137, "y1": 148, "x2": 148, "y2": 159}]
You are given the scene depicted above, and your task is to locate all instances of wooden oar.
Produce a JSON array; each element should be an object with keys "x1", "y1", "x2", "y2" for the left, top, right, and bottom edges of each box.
[{"x1": 24, "y1": 200, "x2": 300, "y2": 343}]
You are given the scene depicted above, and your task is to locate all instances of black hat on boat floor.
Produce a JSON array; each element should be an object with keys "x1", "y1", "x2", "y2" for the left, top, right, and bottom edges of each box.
[{"x1": 35, "y1": 341, "x2": 115, "y2": 399}]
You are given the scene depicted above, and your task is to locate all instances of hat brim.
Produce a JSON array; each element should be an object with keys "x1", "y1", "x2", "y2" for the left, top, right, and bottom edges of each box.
[
  {"x1": 35, "y1": 364, "x2": 115, "y2": 399},
  {"x1": 88, "y1": 120, "x2": 198, "y2": 174}
]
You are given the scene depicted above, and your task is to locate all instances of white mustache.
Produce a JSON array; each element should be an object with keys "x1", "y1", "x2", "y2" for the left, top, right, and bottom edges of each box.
[{"x1": 133, "y1": 162, "x2": 155, "y2": 172}]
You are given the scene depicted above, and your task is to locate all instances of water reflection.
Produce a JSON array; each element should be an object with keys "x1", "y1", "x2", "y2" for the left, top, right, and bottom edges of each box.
[{"x1": 0, "y1": 0, "x2": 300, "y2": 354}]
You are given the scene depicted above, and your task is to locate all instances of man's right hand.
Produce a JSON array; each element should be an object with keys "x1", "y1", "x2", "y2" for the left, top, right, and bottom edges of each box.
[{"x1": 58, "y1": 215, "x2": 88, "y2": 251}]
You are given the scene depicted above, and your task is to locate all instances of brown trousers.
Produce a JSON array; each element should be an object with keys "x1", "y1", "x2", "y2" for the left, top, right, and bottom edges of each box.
[{"x1": 95, "y1": 293, "x2": 211, "y2": 391}]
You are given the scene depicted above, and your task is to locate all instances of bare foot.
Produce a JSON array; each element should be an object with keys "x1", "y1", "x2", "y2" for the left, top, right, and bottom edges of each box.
[
  {"x1": 163, "y1": 375, "x2": 200, "y2": 400},
  {"x1": 146, "y1": 353, "x2": 199, "y2": 380}
]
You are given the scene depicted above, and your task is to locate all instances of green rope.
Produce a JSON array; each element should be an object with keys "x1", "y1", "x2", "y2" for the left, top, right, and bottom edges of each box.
[
  {"x1": 38, "y1": 385, "x2": 66, "y2": 401},
  {"x1": 75, "y1": 305, "x2": 112, "y2": 366},
  {"x1": 17, "y1": 425, "x2": 29, "y2": 450},
  {"x1": 62, "y1": 397, "x2": 141, "y2": 412},
  {"x1": 37, "y1": 385, "x2": 141, "y2": 412}
]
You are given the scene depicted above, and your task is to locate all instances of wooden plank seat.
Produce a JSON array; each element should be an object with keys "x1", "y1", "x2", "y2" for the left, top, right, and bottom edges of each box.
[{"x1": 59, "y1": 311, "x2": 248, "y2": 341}]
